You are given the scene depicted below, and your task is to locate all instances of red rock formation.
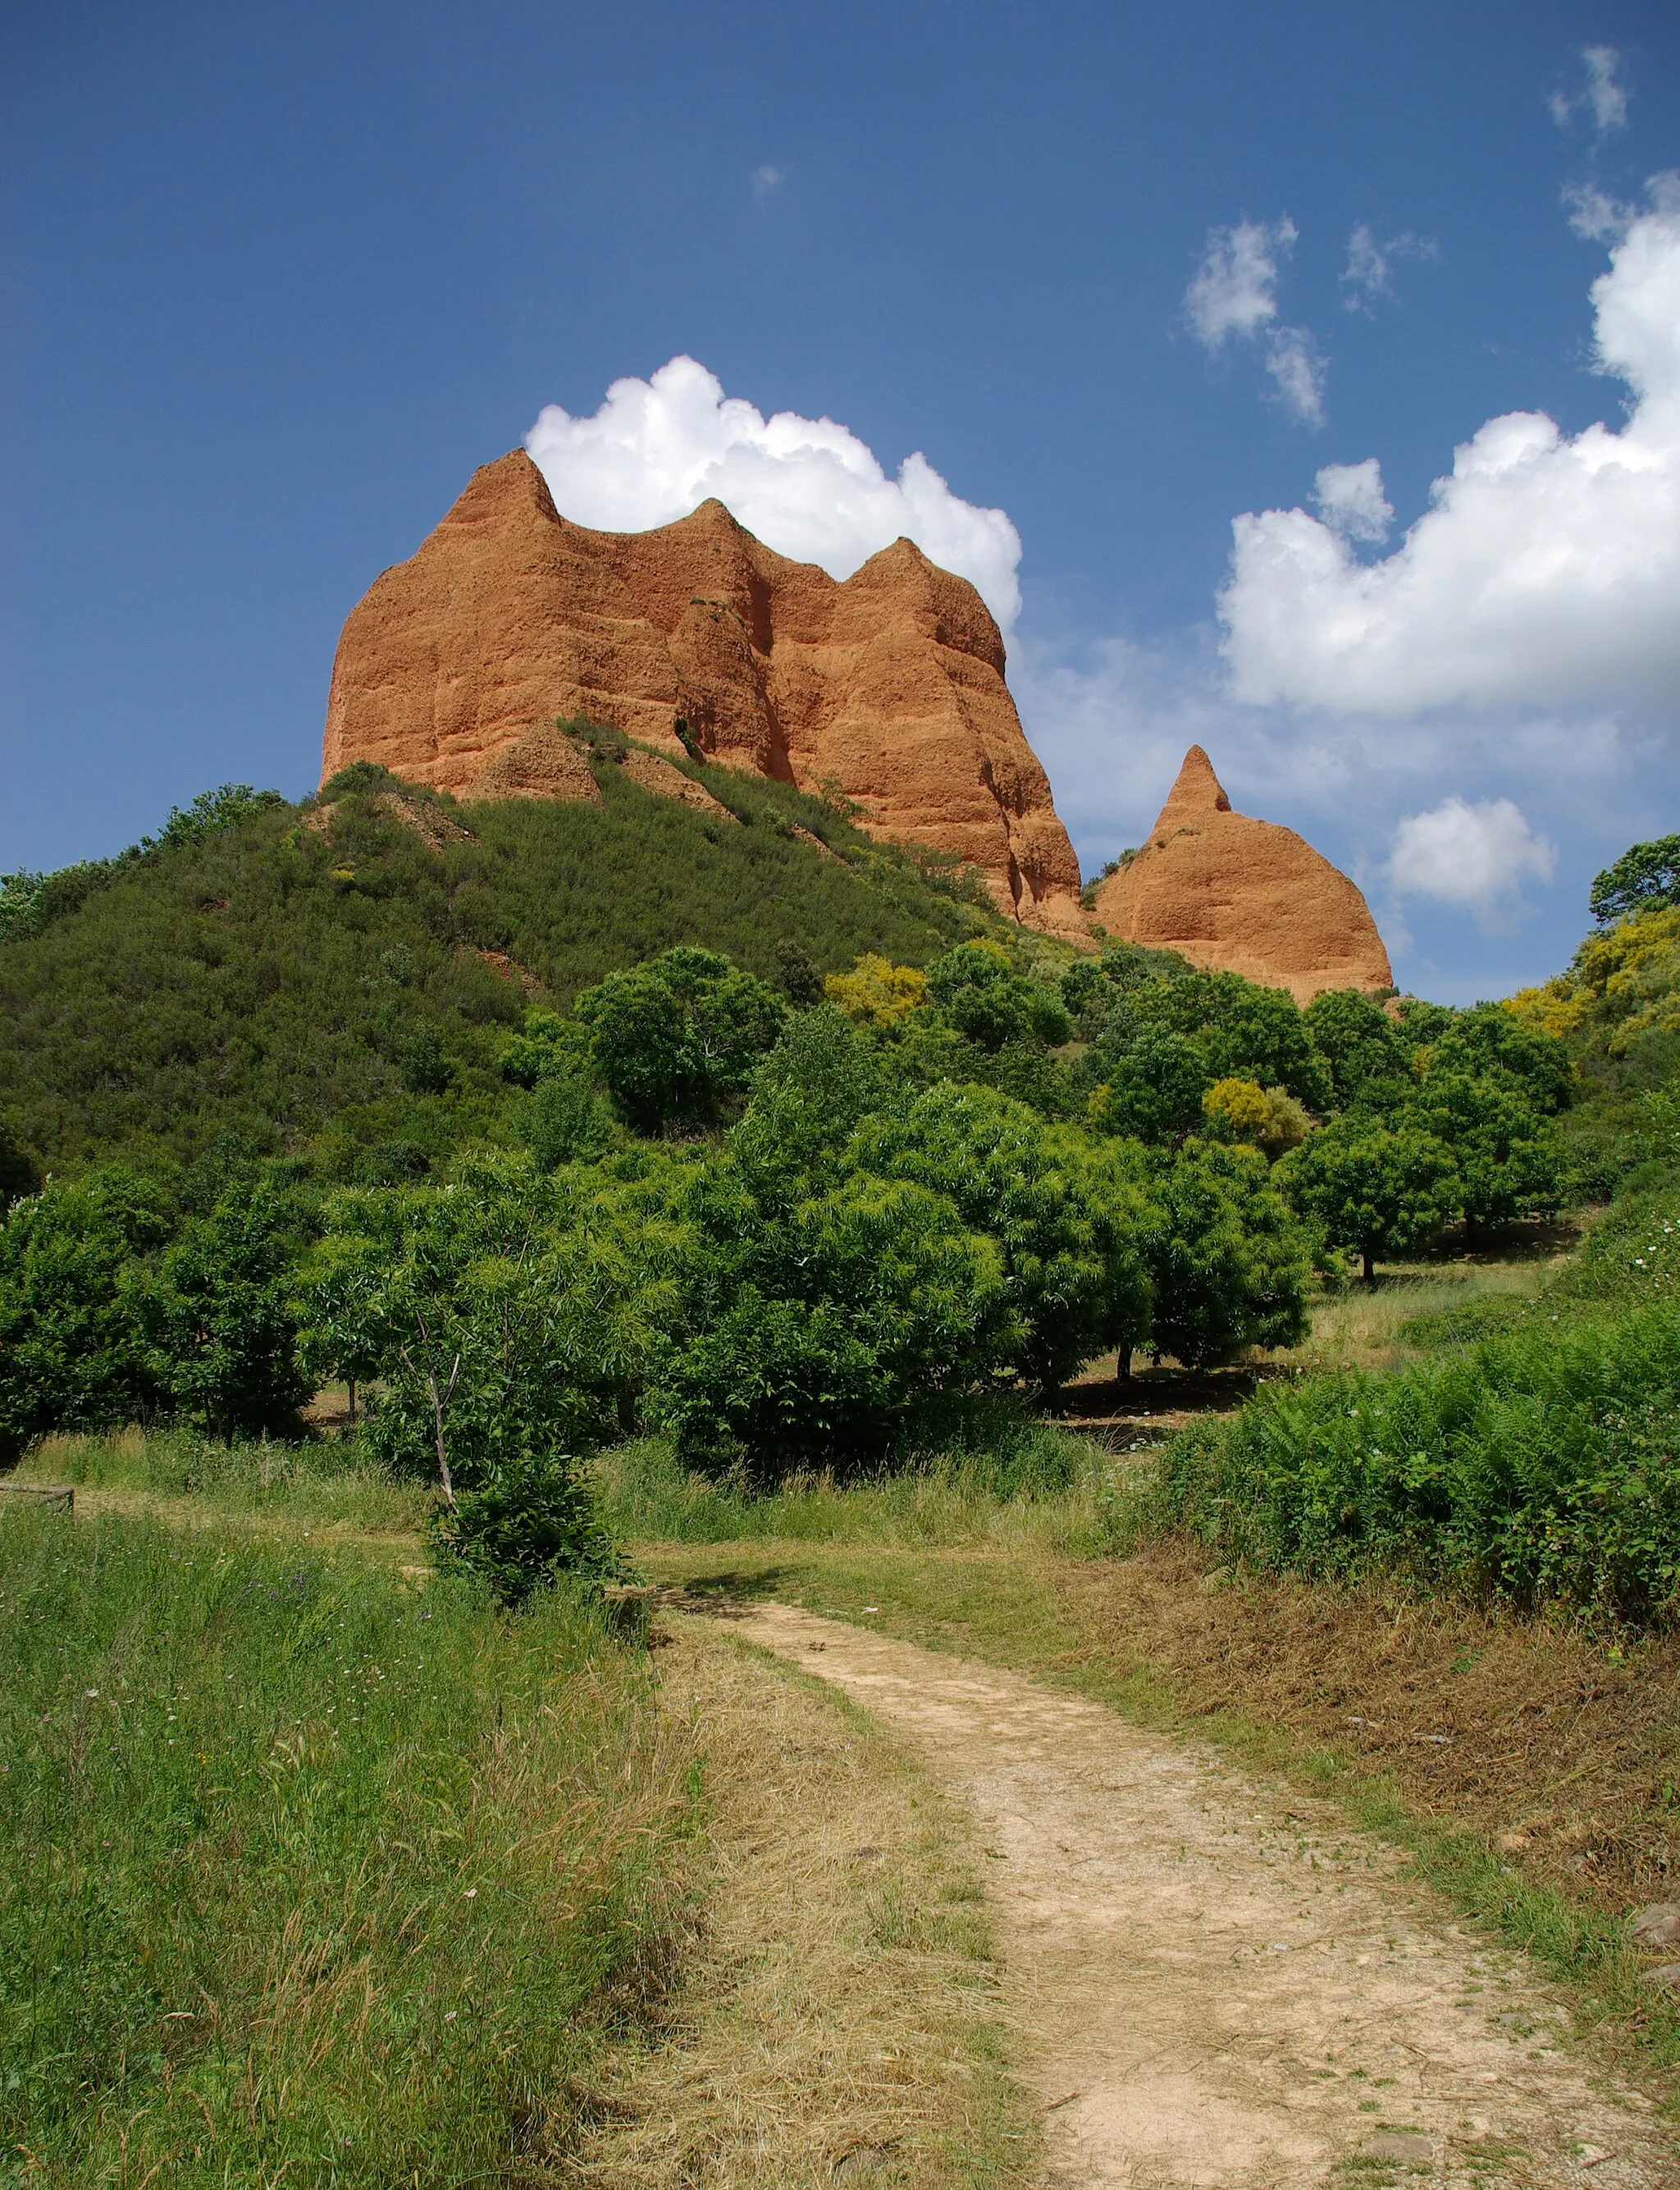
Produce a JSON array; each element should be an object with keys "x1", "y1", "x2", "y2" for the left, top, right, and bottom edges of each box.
[
  {"x1": 1092, "y1": 748, "x2": 1392, "y2": 1005},
  {"x1": 321, "y1": 451, "x2": 1087, "y2": 940}
]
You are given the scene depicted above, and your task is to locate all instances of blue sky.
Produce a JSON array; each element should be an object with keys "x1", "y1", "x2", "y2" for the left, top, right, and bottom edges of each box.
[{"x1": 3, "y1": 0, "x2": 1678, "y2": 999}]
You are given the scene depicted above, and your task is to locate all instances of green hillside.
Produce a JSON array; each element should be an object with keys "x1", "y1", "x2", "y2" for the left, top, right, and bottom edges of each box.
[{"x1": 0, "y1": 738, "x2": 1006, "y2": 1177}]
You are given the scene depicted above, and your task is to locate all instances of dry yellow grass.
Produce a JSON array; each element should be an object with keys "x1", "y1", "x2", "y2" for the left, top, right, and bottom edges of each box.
[{"x1": 556, "y1": 1612, "x2": 1036, "y2": 2189}]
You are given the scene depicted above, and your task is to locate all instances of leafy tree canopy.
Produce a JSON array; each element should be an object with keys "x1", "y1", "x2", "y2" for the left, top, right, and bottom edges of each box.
[
  {"x1": 1589, "y1": 833, "x2": 1680, "y2": 926},
  {"x1": 1423, "y1": 1002, "x2": 1573, "y2": 1116},
  {"x1": 1145, "y1": 1141, "x2": 1312, "y2": 1369},
  {"x1": 574, "y1": 945, "x2": 786, "y2": 1132},
  {"x1": 1302, "y1": 989, "x2": 1409, "y2": 1112},
  {"x1": 1404, "y1": 1069, "x2": 1563, "y2": 1235},
  {"x1": 1277, "y1": 1116, "x2": 1457, "y2": 1282}
]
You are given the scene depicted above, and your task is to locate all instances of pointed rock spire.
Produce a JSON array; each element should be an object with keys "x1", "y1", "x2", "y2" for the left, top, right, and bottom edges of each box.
[
  {"x1": 1153, "y1": 745, "x2": 1230, "y2": 837},
  {"x1": 1093, "y1": 746, "x2": 1391, "y2": 1005}
]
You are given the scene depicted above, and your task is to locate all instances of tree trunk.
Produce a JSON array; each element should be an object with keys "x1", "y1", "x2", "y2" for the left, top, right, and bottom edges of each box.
[
  {"x1": 347, "y1": 1376, "x2": 357, "y2": 1426},
  {"x1": 1363, "y1": 1246, "x2": 1376, "y2": 1286}
]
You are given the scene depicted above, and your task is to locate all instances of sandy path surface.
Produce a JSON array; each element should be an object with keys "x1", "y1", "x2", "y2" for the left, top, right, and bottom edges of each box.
[{"x1": 733, "y1": 1602, "x2": 1676, "y2": 2190}]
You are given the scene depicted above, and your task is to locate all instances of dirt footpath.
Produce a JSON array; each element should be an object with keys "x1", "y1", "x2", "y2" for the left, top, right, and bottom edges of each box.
[{"x1": 734, "y1": 1602, "x2": 1676, "y2": 2190}]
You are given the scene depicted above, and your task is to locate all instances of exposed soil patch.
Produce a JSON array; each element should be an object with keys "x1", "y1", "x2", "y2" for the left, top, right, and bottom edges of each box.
[
  {"x1": 737, "y1": 1602, "x2": 1677, "y2": 2190},
  {"x1": 1049, "y1": 1548, "x2": 1680, "y2": 1926}
]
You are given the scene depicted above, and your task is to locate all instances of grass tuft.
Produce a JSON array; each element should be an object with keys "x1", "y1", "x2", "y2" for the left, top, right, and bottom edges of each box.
[{"x1": 0, "y1": 1505, "x2": 694, "y2": 2185}]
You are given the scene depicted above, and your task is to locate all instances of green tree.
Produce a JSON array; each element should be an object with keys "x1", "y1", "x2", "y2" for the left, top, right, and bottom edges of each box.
[
  {"x1": 300, "y1": 1153, "x2": 669, "y2": 1492},
  {"x1": 1302, "y1": 989, "x2": 1410, "y2": 1113},
  {"x1": 575, "y1": 946, "x2": 787, "y2": 1132},
  {"x1": 395, "y1": 1023, "x2": 455, "y2": 1096},
  {"x1": 1404, "y1": 1070, "x2": 1563, "y2": 1239},
  {"x1": 1590, "y1": 834, "x2": 1680, "y2": 926},
  {"x1": 299, "y1": 1154, "x2": 671, "y2": 1591},
  {"x1": 732, "y1": 1004, "x2": 888, "y2": 1195},
  {"x1": 1424, "y1": 1004, "x2": 1573, "y2": 1116},
  {"x1": 773, "y1": 936, "x2": 826, "y2": 1007},
  {"x1": 523, "y1": 1071, "x2": 615, "y2": 1170},
  {"x1": 138, "y1": 1181, "x2": 310, "y2": 1439},
  {"x1": 655, "y1": 1170, "x2": 1005, "y2": 1475},
  {"x1": 0, "y1": 1170, "x2": 171, "y2": 1463},
  {"x1": 924, "y1": 941, "x2": 1072, "y2": 1051},
  {"x1": 1276, "y1": 1117, "x2": 1456, "y2": 1283},
  {"x1": 1131, "y1": 970, "x2": 1334, "y2": 1113},
  {"x1": 1146, "y1": 1141, "x2": 1312, "y2": 1369},
  {"x1": 851, "y1": 1083, "x2": 1153, "y2": 1392},
  {"x1": 1087, "y1": 1028, "x2": 1208, "y2": 1145}
]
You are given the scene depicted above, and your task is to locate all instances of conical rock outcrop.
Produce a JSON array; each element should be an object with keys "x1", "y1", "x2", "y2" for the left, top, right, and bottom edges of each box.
[
  {"x1": 322, "y1": 452, "x2": 1087, "y2": 940},
  {"x1": 1092, "y1": 747, "x2": 1392, "y2": 1005}
]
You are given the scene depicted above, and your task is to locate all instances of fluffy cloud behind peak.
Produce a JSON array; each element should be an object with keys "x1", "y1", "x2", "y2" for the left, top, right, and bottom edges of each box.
[
  {"x1": 1390, "y1": 797, "x2": 1558, "y2": 930},
  {"x1": 1218, "y1": 183, "x2": 1680, "y2": 716},
  {"x1": 524, "y1": 356, "x2": 1022, "y2": 631}
]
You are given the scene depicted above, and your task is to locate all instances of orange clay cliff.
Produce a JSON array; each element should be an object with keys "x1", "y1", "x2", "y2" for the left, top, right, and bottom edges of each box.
[
  {"x1": 322, "y1": 450, "x2": 1089, "y2": 942},
  {"x1": 322, "y1": 459, "x2": 1395, "y2": 988},
  {"x1": 1090, "y1": 746, "x2": 1393, "y2": 1005}
]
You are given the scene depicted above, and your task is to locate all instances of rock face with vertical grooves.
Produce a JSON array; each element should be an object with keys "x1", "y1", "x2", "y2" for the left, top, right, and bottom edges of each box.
[
  {"x1": 321, "y1": 450, "x2": 1089, "y2": 940},
  {"x1": 1092, "y1": 746, "x2": 1393, "y2": 1004}
]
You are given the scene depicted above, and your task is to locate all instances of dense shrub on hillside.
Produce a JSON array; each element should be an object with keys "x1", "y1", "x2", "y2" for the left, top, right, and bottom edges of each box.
[
  {"x1": 0, "y1": 759, "x2": 991, "y2": 1173},
  {"x1": 1143, "y1": 1303, "x2": 1680, "y2": 1621}
]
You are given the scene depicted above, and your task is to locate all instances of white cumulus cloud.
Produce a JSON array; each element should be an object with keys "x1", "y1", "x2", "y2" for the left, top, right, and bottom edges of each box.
[
  {"x1": 1313, "y1": 459, "x2": 1393, "y2": 543},
  {"x1": 524, "y1": 355, "x2": 1023, "y2": 632},
  {"x1": 1390, "y1": 797, "x2": 1558, "y2": 928},
  {"x1": 1185, "y1": 217, "x2": 1326, "y2": 425},
  {"x1": 1551, "y1": 45, "x2": 1629, "y2": 137},
  {"x1": 1218, "y1": 179, "x2": 1680, "y2": 716}
]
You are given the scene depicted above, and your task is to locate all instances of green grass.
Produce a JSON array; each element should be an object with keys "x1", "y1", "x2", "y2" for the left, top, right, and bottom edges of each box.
[
  {"x1": 16, "y1": 1428, "x2": 431, "y2": 1537},
  {"x1": 596, "y1": 1422, "x2": 1112, "y2": 1556},
  {"x1": 0, "y1": 1505, "x2": 693, "y2": 2187},
  {"x1": 1281, "y1": 1258, "x2": 1546, "y2": 1371}
]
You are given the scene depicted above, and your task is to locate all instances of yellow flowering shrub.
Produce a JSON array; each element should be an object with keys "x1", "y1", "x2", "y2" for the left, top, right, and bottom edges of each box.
[{"x1": 824, "y1": 953, "x2": 929, "y2": 1028}]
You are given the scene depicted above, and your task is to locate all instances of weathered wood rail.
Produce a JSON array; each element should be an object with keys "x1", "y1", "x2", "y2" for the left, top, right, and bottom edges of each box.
[{"x1": 0, "y1": 1482, "x2": 74, "y2": 1513}]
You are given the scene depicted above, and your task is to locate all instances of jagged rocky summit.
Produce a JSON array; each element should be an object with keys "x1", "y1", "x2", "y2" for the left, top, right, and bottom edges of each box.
[
  {"x1": 1092, "y1": 747, "x2": 1393, "y2": 1006},
  {"x1": 322, "y1": 450, "x2": 1089, "y2": 942}
]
